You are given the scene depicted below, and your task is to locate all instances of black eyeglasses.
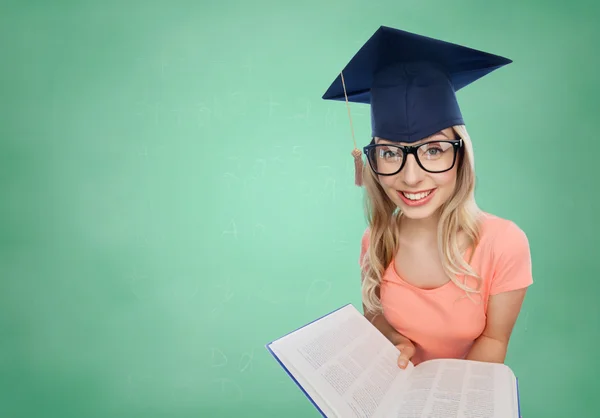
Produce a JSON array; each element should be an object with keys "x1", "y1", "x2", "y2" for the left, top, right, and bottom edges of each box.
[{"x1": 363, "y1": 138, "x2": 463, "y2": 175}]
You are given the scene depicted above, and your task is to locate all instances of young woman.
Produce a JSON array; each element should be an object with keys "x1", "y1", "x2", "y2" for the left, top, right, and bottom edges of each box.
[
  {"x1": 323, "y1": 26, "x2": 533, "y2": 369},
  {"x1": 358, "y1": 124, "x2": 533, "y2": 369}
]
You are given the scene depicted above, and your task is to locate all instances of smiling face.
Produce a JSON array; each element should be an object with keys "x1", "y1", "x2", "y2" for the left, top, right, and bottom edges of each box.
[{"x1": 373, "y1": 127, "x2": 461, "y2": 220}]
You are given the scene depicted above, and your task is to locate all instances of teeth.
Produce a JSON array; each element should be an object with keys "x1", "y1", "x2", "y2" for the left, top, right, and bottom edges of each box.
[{"x1": 402, "y1": 190, "x2": 431, "y2": 201}]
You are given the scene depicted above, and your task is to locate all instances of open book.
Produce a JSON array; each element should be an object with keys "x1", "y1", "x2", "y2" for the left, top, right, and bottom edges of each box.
[{"x1": 266, "y1": 304, "x2": 521, "y2": 418}]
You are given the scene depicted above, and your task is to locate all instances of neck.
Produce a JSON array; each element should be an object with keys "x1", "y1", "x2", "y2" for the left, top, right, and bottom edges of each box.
[{"x1": 398, "y1": 210, "x2": 441, "y2": 242}]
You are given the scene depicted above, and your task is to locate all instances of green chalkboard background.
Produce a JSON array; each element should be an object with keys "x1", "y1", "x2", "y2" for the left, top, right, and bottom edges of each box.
[{"x1": 1, "y1": 1, "x2": 598, "y2": 417}]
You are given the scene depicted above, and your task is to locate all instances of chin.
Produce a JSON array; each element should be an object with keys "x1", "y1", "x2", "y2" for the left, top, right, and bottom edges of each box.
[{"x1": 399, "y1": 205, "x2": 440, "y2": 220}]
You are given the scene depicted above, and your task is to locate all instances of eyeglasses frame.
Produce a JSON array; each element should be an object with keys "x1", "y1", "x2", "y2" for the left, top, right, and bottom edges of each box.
[{"x1": 362, "y1": 137, "x2": 463, "y2": 176}]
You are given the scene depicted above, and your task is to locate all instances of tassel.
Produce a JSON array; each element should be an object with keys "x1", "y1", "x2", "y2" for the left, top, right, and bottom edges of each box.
[
  {"x1": 340, "y1": 71, "x2": 363, "y2": 187},
  {"x1": 352, "y1": 148, "x2": 364, "y2": 186}
]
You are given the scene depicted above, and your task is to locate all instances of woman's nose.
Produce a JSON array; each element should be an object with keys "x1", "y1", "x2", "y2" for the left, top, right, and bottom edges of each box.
[{"x1": 401, "y1": 155, "x2": 425, "y2": 185}]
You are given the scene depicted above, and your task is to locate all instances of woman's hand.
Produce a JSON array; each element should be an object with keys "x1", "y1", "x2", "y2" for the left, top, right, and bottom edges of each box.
[
  {"x1": 364, "y1": 309, "x2": 416, "y2": 370},
  {"x1": 391, "y1": 334, "x2": 416, "y2": 369}
]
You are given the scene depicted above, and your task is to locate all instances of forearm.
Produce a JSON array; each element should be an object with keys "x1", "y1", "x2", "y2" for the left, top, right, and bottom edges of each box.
[{"x1": 466, "y1": 335, "x2": 508, "y2": 363}]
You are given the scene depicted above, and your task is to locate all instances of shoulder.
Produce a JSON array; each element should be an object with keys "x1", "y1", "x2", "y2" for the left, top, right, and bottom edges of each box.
[
  {"x1": 361, "y1": 227, "x2": 371, "y2": 247},
  {"x1": 478, "y1": 212, "x2": 531, "y2": 256},
  {"x1": 477, "y1": 212, "x2": 533, "y2": 294},
  {"x1": 359, "y1": 227, "x2": 371, "y2": 267}
]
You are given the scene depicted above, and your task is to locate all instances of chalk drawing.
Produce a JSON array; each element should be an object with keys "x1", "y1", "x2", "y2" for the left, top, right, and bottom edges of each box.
[
  {"x1": 212, "y1": 378, "x2": 243, "y2": 402},
  {"x1": 138, "y1": 146, "x2": 149, "y2": 159},
  {"x1": 170, "y1": 106, "x2": 185, "y2": 127},
  {"x1": 325, "y1": 178, "x2": 337, "y2": 202},
  {"x1": 289, "y1": 98, "x2": 311, "y2": 120},
  {"x1": 266, "y1": 94, "x2": 281, "y2": 118},
  {"x1": 324, "y1": 103, "x2": 339, "y2": 127},
  {"x1": 297, "y1": 180, "x2": 313, "y2": 199},
  {"x1": 333, "y1": 238, "x2": 349, "y2": 252},
  {"x1": 225, "y1": 155, "x2": 243, "y2": 180},
  {"x1": 209, "y1": 347, "x2": 228, "y2": 367},
  {"x1": 253, "y1": 223, "x2": 266, "y2": 238},
  {"x1": 269, "y1": 145, "x2": 285, "y2": 165},
  {"x1": 210, "y1": 277, "x2": 235, "y2": 317},
  {"x1": 223, "y1": 172, "x2": 240, "y2": 192},
  {"x1": 159, "y1": 51, "x2": 168, "y2": 77},
  {"x1": 239, "y1": 350, "x2": 254, "y2": 373},
  {"x1": 222, "y1": 219, "x2": 238, "y2": 239},
  {"x1": 251, "y1": 158, "x2": 267, "y2": 180},
  {"x1": 305, "y1": 279, "x2": 332, "y2": 306}
]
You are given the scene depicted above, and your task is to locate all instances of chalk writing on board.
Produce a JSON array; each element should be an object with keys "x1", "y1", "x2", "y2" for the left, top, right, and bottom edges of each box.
[
  {"x1": 210, "y1": 347, "x2": 228, "y2": 367},
  {"x1": 212, "y1": 378, "x2": 243, "y2": 402},
  {"x1": 333, "y1": 239, "x2": 349, "y2": 252},
  {"x1": 222, "y1": 219, "x2": 238, "y2": 239},
  {"x1": 138, "y1": 146, "x2": 149, "y2": 158},
  {"x1": 324, "y1": 104, "x2": 339, "y2": 127},
  {"x1": 159, "y1": 52, "x2": 168, "y2": 77},
  {"x1": 266, "y1": 94, "x2": 281, "y2": 118},
  {"x1": 253, "y1": 223, "x2": 266, "y2": 238},
  {"x1": 171, "y1": 106, "x2": 185, "y2": 127},
  {"x1": 250, "y1": 158, "x2": 267, "y2": 180},
  {"x1": 239, "y1": 350, "x2": 254, "y2": 373},
  {"x1": 270, "y1": 148, "x2": 284, "y2": 166},
  {"x1": 289, "y1": 98, "x2": 311, "y2": 120},
  {"x1": 223, "y1": 172, "x2": 240, "y2": 191},
  {"x1": 323, "y1": 178, "x2": 337, "y2": 202},
  {"x1": 305, "y1": 279, "x2": 332, "y2": 306},
  {"x1": 210, "y1": 277, "x2": 234, "y2": 317},
  {"x1": 226, "y1": 155, "x2": 243, "y2": 175}
]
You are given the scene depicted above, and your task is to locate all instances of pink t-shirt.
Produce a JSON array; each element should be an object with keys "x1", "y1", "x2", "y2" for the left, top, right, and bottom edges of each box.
[{"x1": 359, "y1": 212, "x2": 533, "y2": 365}]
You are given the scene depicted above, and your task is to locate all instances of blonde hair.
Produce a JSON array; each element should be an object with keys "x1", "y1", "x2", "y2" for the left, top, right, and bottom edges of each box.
[{"x1": 360, "y1": 124, "x2": 483, "y2": 315}]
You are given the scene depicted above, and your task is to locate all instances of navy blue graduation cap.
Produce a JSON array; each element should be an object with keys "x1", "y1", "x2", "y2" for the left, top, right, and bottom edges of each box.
[{"x1": 322, "y1": 25, "x2": 512, "y2": 185}]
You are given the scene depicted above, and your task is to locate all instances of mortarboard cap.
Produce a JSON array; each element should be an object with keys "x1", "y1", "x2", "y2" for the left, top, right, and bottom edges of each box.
[{"x1": 322, "y1": 25, "x2": 512, "y2": 145}]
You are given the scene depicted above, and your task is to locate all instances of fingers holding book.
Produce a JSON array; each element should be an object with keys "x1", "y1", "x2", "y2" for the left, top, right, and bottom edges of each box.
[{"x1": 394, "y1": 336, "x2": 416, "y2": 369}]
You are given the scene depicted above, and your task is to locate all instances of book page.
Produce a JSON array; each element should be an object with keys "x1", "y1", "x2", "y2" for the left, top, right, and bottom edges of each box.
[
  {"x1": 392, "y1": 359, "x2": 518, "y2": 418},
  {"x1": 268, "y1": 304, "x2": 413, "y2": 417},
  {"x1": 268, "y1": 343, "x2": 337, "y2": 417}
]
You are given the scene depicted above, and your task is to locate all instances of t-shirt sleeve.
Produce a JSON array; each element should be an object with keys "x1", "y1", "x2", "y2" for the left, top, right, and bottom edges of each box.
[{"x1": 490, "y1": 221, "x2": 534, "y2": 295}]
